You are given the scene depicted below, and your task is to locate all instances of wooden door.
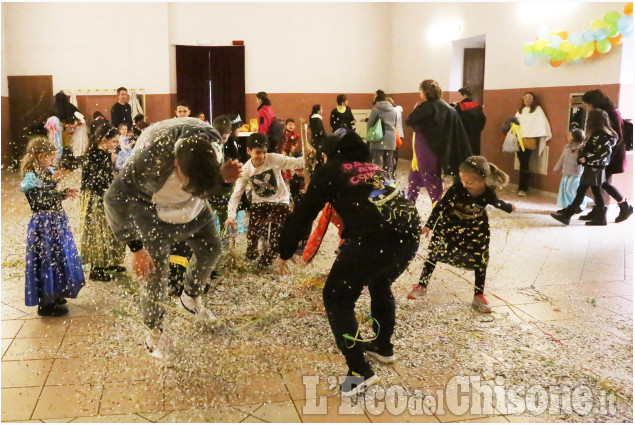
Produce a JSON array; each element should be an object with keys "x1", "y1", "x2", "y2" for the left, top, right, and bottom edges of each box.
[
  {"x1": 176, "y1": 46, "x2": 245, "y2": 122},
  {"x1": 7, "y1": 75, "x2": 53, "y2": 168},
  {"x1": 463, "y1": 48, "x2": 485, "y2": 104}
]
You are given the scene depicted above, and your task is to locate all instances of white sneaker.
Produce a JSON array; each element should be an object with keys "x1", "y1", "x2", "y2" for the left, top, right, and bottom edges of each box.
[
  {"x1": 179, "y1": 292, "x2": 217, "y2": 320},
  {"x1": 407, "y1": 284, "x2": 427, "y2": 300},
  {"x1": 518, "y1": 190, "x2": 527, "y2": 197},
  {"x1": 145, "y1": 328, "x2": 167, "y2": 360},
  {"x1": 472, "y1": 295, "x2": 493, "y2": 313}
]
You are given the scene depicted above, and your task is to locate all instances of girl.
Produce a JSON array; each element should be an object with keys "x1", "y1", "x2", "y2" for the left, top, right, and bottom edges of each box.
[
  {"x1": 553, "y1": 129, "x2": 591, "y2": 212},
  {"x1": 21, "y1": 137, "x2": 84, "y2": 316},
  {"x1": 80, "y1": 125, "x2": 126, "y2": 281},
  {"x1": 551, "y1": 109, "x2": 618, "y2": 226},
  {"x1": 514, "y1": 91, "x2": 552, "y2": 197},
  {"x1": 408, "y1": 156, "x2": 515, "y2": 313},
  {"x1": 309, "y1": 104, "x2": 326, "y2": 146},
  {"x1": 115, "y1": 123, "x2": 135, "y2": 171},
  {"x1": 256, "y1": 91, "x2": 274, "y2": 136},
  {"x1": 366, "y1": 89, "x2": 397, "y2": 177}
]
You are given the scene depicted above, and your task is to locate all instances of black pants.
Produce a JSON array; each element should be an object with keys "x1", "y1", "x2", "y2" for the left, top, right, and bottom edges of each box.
[
  {"x1": 322, "y1": 235, "x2": 419, "y2": 374},
  {"x1": 419, "y1": 254, "x2": 486, "y2": 295},
  {"x1": 570, "y1": 184, "x2": 605, "y2": 209},
  {"x1": 516, "y1": 149, "x2": 533, "y2": 192}
]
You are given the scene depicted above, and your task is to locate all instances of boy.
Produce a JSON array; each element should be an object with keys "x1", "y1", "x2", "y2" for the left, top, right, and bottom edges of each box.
[
  {"x1": 225, "y1": 133, "x2": 305, "y2": 267},
  {"x1": 330, "y1": 94, "x2": 356, "y2": 133},
  {"x1": 280, "y1": 119, "x2": 301, "y2": 156},
  {"x1": 175, "y1": 101, "x2": 191, "y2": 118}
]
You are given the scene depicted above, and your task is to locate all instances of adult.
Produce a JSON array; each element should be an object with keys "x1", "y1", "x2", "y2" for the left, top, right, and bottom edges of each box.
[
  {"x1": 256, "y1": 92, "x2": 277, "y2": 152},
  {"x1": 581, "y1": 90, "x2": 632, "y2": 223},
  {"x1": 387, "y1": 97, "x2": 403, "y2": 175},
  {"x1": 175, "y1": 101, "x2": 191, "y2": 118},
  {"x1": 453, "y1": 87, "x2": 486, "y2": 156},
  {"x1": 309, "y1": 104, "x2": 326, "y2": 165},
  {"x1": 46, "y1": 91, "x2": 81, "y2": 169},
  {"x1": 330, "y1": 94, "x2": 356, "y2": 133},
  {"x1": 104, "y1": 117, "x2": 242, "y2": 360},
  {"x1": 278, "y1": 132, "x2": 420, "y2": 397},
  {"x1": 110, "y1": 87, "x2": 133, "y2": 129},
  {"x1": 405, "y1": 79, "x2": 472, "y2": 204},
  {"x1": 366, "y1": 90, "x2": 397, "y2": 176},
  {"x1": 514, "y1": 91, "x2": 551, "y2": 197}
]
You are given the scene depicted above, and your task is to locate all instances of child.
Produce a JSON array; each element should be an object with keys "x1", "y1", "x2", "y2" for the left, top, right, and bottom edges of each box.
[
  {"x1": 115, "y1": 123, "x2": 135, "y2": 171},
  {"x1": 81, "y1": 125, "x2": 126, "y2": 281},
  {"x1": 408, "y1": 156, "x2": 515, "y2": 313},
  {"x1": 280, "y1": 119, "x2": 301, "y2": 156},
  {"x1": 20, "y1": 137, "x2": 84, "y2": 316},
  {"x1": 553, "y1": 129, "x2": 591, "y2": 212},
  {"x1": 551, "y1": 109, "x2": 618, "y2": 226},
  {"x1": 225, "y1": 133, "x2": 305, "y2": 267},
  {"x1": 329, "y1": 94, "x2": 356, "y2": 133}
]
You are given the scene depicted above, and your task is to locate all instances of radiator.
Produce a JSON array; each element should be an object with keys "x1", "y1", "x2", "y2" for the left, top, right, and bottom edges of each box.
[{"x1": 514, "y1": 146, "x2": 549, "y2": 175}]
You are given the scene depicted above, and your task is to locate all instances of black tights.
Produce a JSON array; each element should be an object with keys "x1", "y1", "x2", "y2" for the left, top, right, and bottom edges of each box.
[
  {"x1": 570, "y1": 184, "x2": 605, "y2": 210},
  {"x1": 602, "y1": 173, "x2": 624, "y2": 203},
  {"x1": 419, "y1": 255, "x2": 486, "y2": 295}
]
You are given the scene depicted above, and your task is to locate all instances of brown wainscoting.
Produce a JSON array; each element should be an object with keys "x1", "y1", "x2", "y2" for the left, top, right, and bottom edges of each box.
[
  {"x1": 1, "y1": 96, "x2": 11, "y2": 167},
  {"x1": 244, "y1": 93, "x2": 376, "y2": 134}
]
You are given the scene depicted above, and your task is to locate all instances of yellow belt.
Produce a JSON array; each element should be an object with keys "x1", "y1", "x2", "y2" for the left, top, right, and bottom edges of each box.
[{"x1": 169, "y1": 255, "x2": 189, "y2": 268}]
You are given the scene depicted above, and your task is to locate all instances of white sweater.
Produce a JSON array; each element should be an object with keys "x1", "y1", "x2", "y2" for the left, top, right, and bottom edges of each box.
[
  {"x1": 515, "y1": 106, "x2": 552, "y2": 156},
  {"x1": 227, "y1": 153, "x2": 304, "y2": 218}
]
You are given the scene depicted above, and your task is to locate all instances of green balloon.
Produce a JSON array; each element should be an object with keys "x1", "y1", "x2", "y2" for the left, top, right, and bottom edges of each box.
[
  {"x1": 603, "y1": 11, "x2": 621, "y2": 25},
  {"x1": 553, "y1": 50, "x2": 567, "y2": 61},
  {"x1": 523, "y1": 42, "x2": 535, "y2": 53},
  {"x1": 596, "y1": 38, "x2": 612, "y2": 54},
  {"x1": 608, "y1": 23, "x2": 620, "y2": 38},
  {"x1": 543, "y1": 46, "x2": 557, "y2": 56}
]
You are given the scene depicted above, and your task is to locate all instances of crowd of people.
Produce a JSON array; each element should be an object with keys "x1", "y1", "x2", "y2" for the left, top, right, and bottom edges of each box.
[{"x1": 18, "y1": 82, "x2": 631, "y2": 397}]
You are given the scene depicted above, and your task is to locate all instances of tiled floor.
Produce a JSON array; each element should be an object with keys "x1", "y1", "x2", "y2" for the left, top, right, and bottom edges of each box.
[{"x1": 1, "y1": 166, "x2": 633, "y2": 422}]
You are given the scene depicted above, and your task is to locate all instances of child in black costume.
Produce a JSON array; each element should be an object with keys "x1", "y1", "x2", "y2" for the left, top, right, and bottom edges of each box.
[{"x1": 408, "y1": 156, "x2": 515, "y2": 313}]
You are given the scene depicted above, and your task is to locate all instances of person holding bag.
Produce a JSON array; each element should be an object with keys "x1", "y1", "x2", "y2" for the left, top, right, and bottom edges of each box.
[
  {"x1": 365, "y1": 89, "x2": 397, "y2": 177},
  {"x1": 513, "y1": 91, "x2": 552, "y2": 197}
]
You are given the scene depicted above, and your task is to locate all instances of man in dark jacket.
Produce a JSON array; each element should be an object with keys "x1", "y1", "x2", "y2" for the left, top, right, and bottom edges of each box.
[
  {"x1": 110, "y1": 87, "x2": 133, "y2": 129},
  {"x1": 453, "y1": 87, "x2": 486, "y2": 156}
]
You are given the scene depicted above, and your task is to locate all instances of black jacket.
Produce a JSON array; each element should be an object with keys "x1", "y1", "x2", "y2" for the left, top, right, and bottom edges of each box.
[
  {"x1": 579, "y1": 131, "x2": 616, "y2": 168},
  {"x1": 81, "y1": 148, "x2": 114, "y2": 197},
  {"x1": 110, "y1": 103, "x2": 132, "y2": 129},
  {"x1": 454, "y1": 99, "x2": 486, "y2": 155},
  {"x1": 330, "y1": 106, "x2": 356, "y2": 132}
]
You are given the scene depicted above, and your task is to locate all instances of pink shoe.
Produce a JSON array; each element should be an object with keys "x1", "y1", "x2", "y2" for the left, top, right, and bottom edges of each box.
[
  {"x1": 407, "y1": 284, "x2": 427, "y2": 300},
  {"x1": 472, "y1": 294, "x2": 492, "y2": 313}
]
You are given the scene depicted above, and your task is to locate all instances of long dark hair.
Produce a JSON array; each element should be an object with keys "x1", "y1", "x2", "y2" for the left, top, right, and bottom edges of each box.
[
  {"x1": 311, "y1": 104, "x2": 321, "y2": 117},
  {"x1": 321, "y1": 132, "x2": 370, "y2": 162},
  {"x1": 374, "y1": 89, "x2": 387, "y2": 103},
  {"x1": 176, "y1": 136, "x2": 223, "y2": 198},
  {"x1": 50, "y1": 91, "x2": 78, "y2": 124},
  {"x1": 92, "y1": 125, "x2": 119, "y2": 149},
  {"x1": 518, "y1": 91, "x2": 540, "y2": 114},
  {"x1": 256, "y1": 91, "x2": 271, "y2": 108},
  {"x1": 585, "y1": 109, "x2": 618, "y2": 140},
  {"x1": 582, "y1": 89, "x2": 615, "y2": 111}
]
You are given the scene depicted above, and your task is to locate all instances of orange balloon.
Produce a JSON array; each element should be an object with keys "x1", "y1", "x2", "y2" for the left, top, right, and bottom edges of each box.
[
  {"x1": 609, "y1": 34, "x2": 624, "y2": 46},
  {"x1": 625, "y1": 2, "x2": 633, "y2": 16},
  {"x1": 557, "y1": 30, "x2": 568, "y2": 40},
  {"x1": 550, "y1": 59, "x2": 563, "y2": 67}
]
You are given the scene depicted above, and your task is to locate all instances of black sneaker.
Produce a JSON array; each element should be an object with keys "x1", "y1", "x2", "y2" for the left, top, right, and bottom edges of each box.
[
  {"x1": 55, "y1": 298, "x2": 67, "y2": 305},
  {"x1": 210, "y1": 270, "x2": 219, "y2": 280},
  {"x1": 38, "y1": 304, "x2": 68, "y2": 317},
  {"x1": 89, "y1": 268, "x2": 112, "y2": 281},
  {"x1": 340, "y1": 368, "x2": 379, "y2": 397},
  {"x1": 361, "y1": 341, "x2": 397, "y2": 364},
  {"x1": 106, "y1": 265, "x2": 127, "y2": 273}
]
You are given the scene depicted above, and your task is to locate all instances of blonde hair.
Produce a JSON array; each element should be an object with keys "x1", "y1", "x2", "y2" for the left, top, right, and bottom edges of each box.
[
  {"x1": 459, "y1": 155, "x2": 509, "y2": 189},
  {"x1": 20, "y1": 137, "x2": 57, "y2": 173},
  {"x1": 419, "y1": 79, "x2": 443, "y2": 101}
]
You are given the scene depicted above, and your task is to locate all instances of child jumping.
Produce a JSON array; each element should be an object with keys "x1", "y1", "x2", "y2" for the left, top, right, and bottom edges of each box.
[
  {"x1": 553, "y1": 128, "x2": 591, "y2": 213},
  {"x1": 81, "y1": 125, "x2": 126, "y2": 281},
  {"x1": 551, "y1": 109, "x2": 618, "y2": 226},
  {"x1": 21, "y1": 137, "x2": 85, "y2": 316},
  {"x1": 225, "y1": 133, "x2": 306, "y2": 267},
  {"x1": 408, "y1": 156, "x2": 515, "y2": 313}
]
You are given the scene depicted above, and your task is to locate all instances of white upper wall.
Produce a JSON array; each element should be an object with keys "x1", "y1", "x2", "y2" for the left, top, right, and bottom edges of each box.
[
  {"x1": 389, "y1": 2, "x2": 626, "y2": 93},
  {"x1": 2, "y1": 3, "x2": 8, "y2": 97},
  {"x1": 167, "y1": 2, "x2": 391, "y2": 93},
  {"x1": 2, "y1": 2, "x2": 171, "y2": 94}
]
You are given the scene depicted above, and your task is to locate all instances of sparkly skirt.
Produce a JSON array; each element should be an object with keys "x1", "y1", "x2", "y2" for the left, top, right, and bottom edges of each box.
[
  {"x1": 80, "y1": 191, "x2": 125, "y2": 268},
  {"x1": 25, "y1": 211, "x2": 85, "y2": 306}
]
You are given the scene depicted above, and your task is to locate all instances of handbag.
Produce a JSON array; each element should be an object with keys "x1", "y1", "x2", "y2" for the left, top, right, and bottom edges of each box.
[
  {"x1": 395, "y1": 128, "x2": 403, "y2": 148},
  {"x1": 522, "y1": 137, "x2": 538, "y2": 150},
  {"x1": 366, "y1": 118, "x2": 383, "y2": 143},
  {"x1": 502, "y1": 130, "x2": 520, "y2": 153}
]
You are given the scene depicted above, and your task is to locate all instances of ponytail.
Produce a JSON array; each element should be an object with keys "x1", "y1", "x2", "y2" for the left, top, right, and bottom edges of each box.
[{"x1": 459, "y1": 155, "x2": 509, "y2": 189}]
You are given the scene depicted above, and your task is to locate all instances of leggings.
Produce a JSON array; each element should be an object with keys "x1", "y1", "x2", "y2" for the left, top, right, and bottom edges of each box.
[
  {"x1": 419, "y1": 254, "x2": 486, "y2": 295},
  {"x1": 570, "y1": 184, "x2": 605, "y2": 209},
  {"x1": 602, "y1": 173, "x2": 624, "y2": 203}
]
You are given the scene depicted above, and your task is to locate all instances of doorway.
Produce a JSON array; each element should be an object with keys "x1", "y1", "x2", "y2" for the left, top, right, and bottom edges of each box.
[
  {"x1": 175, "y1": 46, "x2": 245, "y2": 122},
  {"x1": 463, "y1": 48, "x2": 485, "y2": 104},
  {"x1": 6, "y1": 75, "x2": 53, "y2": 168}
]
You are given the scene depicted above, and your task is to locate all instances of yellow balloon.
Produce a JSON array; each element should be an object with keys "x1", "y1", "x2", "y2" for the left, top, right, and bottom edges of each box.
[
  {"x1": 567, "y1": 47, "x2": 582, "y2": 61},
  {"x1": 581, "y1": 42, "x2": 595, "y2": 58},
  {"x1": 590, "y1": 19, "x2": 609, "y2": 30},
  {"x1": 560, "y1": 40, "x2": 574, "y2": 53},
  {"x1": 534, "y1": 39, "x2": 549, "y2": 51}
]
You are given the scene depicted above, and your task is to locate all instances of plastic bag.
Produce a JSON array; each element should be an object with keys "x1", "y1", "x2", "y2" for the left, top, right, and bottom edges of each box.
[
  {"x1": 502, "y1": 130, "x2": 519, "y2": 153},
  {"x1": 366, "y1": 119, "x2": 383, "y2": 143}
]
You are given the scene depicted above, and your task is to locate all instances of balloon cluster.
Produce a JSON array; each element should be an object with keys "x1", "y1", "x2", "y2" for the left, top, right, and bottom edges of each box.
[{"x1": 523, "y1": 2, "x2": 633, "y2": 67}]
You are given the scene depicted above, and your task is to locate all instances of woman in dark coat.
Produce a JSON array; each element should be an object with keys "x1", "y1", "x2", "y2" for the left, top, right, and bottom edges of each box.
[
  {"x1": 406, "y1": 79, "x2": 472, "y2": 203},
  {"x1": 581, "y1": 90, "x2": 632, "y2": 223},
  {"x1": 453, "y1": 87, "x2": 486, "y2": 156}
]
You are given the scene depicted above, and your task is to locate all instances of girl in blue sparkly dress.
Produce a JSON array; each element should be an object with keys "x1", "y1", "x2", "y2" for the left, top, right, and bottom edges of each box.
[{"x1": 20, "y1": 137, "x2": 85, "y2": 316}]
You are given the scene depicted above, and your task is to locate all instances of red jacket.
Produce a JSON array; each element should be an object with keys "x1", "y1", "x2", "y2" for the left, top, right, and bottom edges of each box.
[
  {"x1": 257, "y1": 105, "x2": 274, "y2": 135},
  {"x1": 302, "y1": 203, "x2": 344, "y2": 264}
]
